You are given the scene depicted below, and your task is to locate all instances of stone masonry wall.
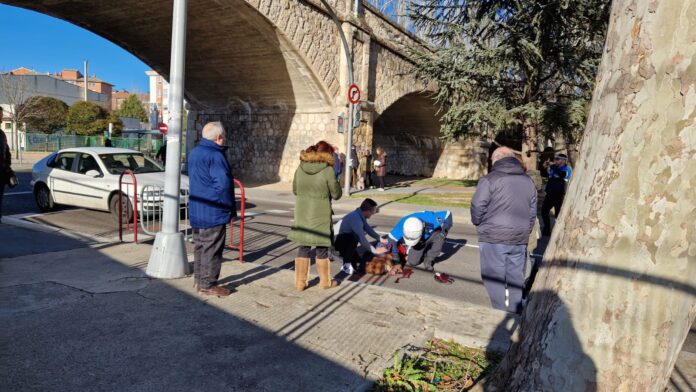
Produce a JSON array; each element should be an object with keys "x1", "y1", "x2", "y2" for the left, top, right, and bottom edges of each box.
[
  {"x1": 374, "y1": 133, "x2": 487, "y2": 179},
  {"x1": 195, "y1": 110, "x2": 338, "y2": 183}
]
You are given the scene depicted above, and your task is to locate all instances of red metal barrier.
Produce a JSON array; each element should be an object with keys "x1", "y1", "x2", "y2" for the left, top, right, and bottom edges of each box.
[
  {"x1": 118, "y1": 170, "x2": 139, "y2": 243},
  {"x1": 227, "y1": 178, "x2": 245, "y2": 262}
]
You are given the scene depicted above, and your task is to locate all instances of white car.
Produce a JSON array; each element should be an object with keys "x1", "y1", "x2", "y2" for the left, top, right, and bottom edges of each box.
[{"x1": 31, "y1": 147, "x2": 189, "y2": 221}]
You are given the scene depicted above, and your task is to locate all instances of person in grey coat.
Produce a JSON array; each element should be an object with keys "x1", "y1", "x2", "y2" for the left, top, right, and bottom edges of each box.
[{"x1": 471, "y1": 146, "x2": 537, "y2": 313}]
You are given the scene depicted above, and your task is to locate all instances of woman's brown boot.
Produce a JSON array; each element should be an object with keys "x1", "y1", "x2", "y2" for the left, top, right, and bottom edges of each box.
[
  {"x1": 316, "y1": 258, "x2": 337, "y2": 289},
  {"x1": 294, "y1": 257, "x2": 310, "y2": 291}
]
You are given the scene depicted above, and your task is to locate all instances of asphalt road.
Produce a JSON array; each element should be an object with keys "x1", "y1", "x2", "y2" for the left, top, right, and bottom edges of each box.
[{"x1": 4, "y1": 165, "x2": 695, "y2": 353}]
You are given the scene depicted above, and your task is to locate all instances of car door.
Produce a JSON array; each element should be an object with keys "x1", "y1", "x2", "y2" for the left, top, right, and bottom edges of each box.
[
  {"x1": 72, "y1": 152, "x2": 109, "y2": 210},
  {"x1": 47, "y1": 151, "x2": 78, "y2": 205}
]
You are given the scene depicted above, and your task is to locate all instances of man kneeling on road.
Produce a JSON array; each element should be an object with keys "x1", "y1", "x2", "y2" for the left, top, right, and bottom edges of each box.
[
  {"x1": 335, "y1": 198, "x2": 388, "y2": 274},
  {"x1": 387, "y1": 211, "x2": 453, "y2": 272}
]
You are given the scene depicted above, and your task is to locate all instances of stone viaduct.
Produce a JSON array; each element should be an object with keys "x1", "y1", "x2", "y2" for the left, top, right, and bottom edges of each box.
[{"x1": 6, "y1": 0, "x2": 487, "y2": 182}]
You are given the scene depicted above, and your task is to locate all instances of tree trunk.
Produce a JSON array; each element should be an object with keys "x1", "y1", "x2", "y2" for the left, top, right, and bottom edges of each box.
[
  {"x1": 487, "y1": 1, "x2": 696, "y2": 391},
  {"x1": 521, "y1": 122, "x2": 538, "y2": 172}
]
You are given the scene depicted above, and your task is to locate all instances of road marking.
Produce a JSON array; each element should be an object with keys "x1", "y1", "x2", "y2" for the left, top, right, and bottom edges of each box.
[
  {"x1": 4, "y1": 191, "x2": 33, "y2": 196},
  {"x1": 266, "y1": 209, "x2": 290, "y2": 214}
]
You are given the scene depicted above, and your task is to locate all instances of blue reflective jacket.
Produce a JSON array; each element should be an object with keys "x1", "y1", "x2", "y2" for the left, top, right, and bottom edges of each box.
[
  {"x1": 388, "y1": 211, "x2": 453, "y2": 254},
  {"x1": 188, "y1": 139, "x2": 236, "y2": 228}
]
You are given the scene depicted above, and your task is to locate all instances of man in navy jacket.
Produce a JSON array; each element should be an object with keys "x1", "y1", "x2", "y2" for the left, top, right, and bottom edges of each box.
[
  {"x1": 189, "y1": 121, "x2": 236, "y2": 297},
  {"x1": 471, "y1": 147, "x2": 537, "y2": 313}
]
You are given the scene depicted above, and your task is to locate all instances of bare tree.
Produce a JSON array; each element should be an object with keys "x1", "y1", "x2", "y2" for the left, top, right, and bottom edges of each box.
[{"x1": 0, "y1": 73, "x2": 34, "y2": 159}]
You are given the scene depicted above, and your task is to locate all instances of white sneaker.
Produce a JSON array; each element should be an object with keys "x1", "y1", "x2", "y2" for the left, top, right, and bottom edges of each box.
[
  {"x1": 378, "y1": 188, "x2": 385, "y2": 192},
  {"x1": 341, "y1": 263, "x2": 355, "y2": 275}
]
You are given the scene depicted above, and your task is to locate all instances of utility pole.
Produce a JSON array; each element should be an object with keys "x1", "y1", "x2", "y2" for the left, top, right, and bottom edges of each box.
[
  {"x1": 319, "y1": 0, "x2": 357, "y2": 196},
  {"x1": 83, "y1": 60, "x2": 88, "y2": 101},
  {"x1": 147, "y1": 0, "x2": 189, "y2": 279}
]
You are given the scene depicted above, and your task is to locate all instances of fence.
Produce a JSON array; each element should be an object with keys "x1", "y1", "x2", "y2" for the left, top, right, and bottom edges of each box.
[{"x1": 24, "y1": 133, "x2": 165, "y2": 155}]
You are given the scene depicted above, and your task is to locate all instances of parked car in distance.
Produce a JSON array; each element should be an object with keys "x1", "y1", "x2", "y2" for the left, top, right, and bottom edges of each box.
[{"x1": 31, "y1": 147, "x2": 189, "y2": 222}]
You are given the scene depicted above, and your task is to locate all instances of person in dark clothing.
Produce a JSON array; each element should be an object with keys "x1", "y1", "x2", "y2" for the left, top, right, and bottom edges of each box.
[
  {"x1": 0, "y1": 107, "x2": 12, "y2": 223},
  {"x1": 156, "y1": 142, "x2": 167, "y2": 166},
  {"x1": 104, "y1": 138, "x2": 113, "y2": 147},
  {"x1": 471, "y1": 146, "x2": 537, "y2": 313},
  {"x1": 349, "y1": 145, "x2": 358, "y2": 188},
  {"x1": 332, "y1": 146, "x2": 342, "y2": 182},
  {"x1": 334, "y1": 198, "x2": 387, "y2": 274},
  {"x1": 541, "y1": 154, "x2": 572, "y2": 236},
  {"x1": 360, "y1": 149, "x2": 373, "y2": 189},
  {"x1": 189, "y1": 122, "x2": 236, "y2": 297}
]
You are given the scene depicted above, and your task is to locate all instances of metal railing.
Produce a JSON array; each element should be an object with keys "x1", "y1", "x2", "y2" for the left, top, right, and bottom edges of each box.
[
  {"x1": 139, "y1": 185, "x2": 192, "y2": 242},
  {"x1": 228, "y1": 179, "x2": 245, "y2": 262},
  {"x1": 118, "y1": 170, "x2": 139, "y2": 243}
]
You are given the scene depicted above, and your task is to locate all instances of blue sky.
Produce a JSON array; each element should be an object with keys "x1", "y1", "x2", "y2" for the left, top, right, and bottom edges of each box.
[{"x1": 0, "y1": 4, "x2": 150, "y2": 92}]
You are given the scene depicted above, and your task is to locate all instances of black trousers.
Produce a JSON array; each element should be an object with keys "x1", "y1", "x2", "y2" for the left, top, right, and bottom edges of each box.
[
  {"x1": 297, "y1": 246, "x2": 329, "y2": 259},
  {"x1": 541, "y1": 192, "x2": 564, "y2": 235},
  {"x1": 334, "y1": 232, "x2": 372, "y2": 271},
  {"x1": 0, "y1": 181, "x2": 5, "y2": 222},
  {"x1": 407, "y1": 230, "x2": 446, "y2": 267},
  {"x1": 193, "y1": 224, "x2": 227, "y2": 289},
  {"x1": 363, "y1": 171, "x2": 373, "y2": 188}
]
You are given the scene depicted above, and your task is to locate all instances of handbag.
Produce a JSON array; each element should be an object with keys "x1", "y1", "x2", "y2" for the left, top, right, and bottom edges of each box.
[{"x1": 8, "y1": 171, "x2": 18, "y2": 188}]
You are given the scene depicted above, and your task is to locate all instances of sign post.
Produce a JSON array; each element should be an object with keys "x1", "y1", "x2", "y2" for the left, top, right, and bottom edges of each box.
[{"x1": 158, "y1": 122, "x2": 169, "y2": 135}]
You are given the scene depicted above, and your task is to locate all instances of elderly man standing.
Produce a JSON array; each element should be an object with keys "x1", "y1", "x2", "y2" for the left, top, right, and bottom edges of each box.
[
  {"x1": 471, "y1": 147, "x2": 537, "y2": 313},
  {"x1": 189, "y1": 121, "x2": 236, "y2": 297}
]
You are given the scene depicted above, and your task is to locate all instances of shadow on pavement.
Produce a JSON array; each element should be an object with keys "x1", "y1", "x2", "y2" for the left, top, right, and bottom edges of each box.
[{"x1": 0, "y1": 239, "x2": 368, "y2": 391}]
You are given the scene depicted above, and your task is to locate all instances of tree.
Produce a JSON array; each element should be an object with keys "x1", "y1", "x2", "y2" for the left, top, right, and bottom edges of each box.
[
  {"x1": 0, "y1": 73, "x2": 33, "y2": 158},
  {"x1": 409, "y1": 0, "x2": 611, "y2": 169},
  {"x1": 93, "y1": 113, "x2": 123, "y2": 137},
  {"x1": 66, "y1": 101, "x2": 108, "y2": 136},
  {"x1": 21, "y1": 96, "x2": 68, "y2": 133},
  {"x1": 480, "y1": 1, "x2": 696, "y2": 390},
  {"x1": 117, "y1": 94, "x2": 147, "y2": 122}
]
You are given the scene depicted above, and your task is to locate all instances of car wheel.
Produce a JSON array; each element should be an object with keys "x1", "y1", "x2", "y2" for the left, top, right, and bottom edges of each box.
[
  {"x1": 110, "y1": 193, "x2": 134, "y2": 224},
  {"x1": 34, "y1": 184, "x2": 54, "y2": 212}
]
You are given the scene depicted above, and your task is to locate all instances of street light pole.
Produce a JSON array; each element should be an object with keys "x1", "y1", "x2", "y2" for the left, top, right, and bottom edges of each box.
[
  {"x1": 320, "y1": 0, "x2": 356, "y2": 196},
  {"x1": 147, "y1": 0, "x2": 189, "y2": 279}
]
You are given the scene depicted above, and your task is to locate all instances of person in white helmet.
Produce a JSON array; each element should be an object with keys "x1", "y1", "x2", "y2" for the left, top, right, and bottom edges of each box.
[{"x1": 387, "y1": 211, "x2": 453, "y2": 271}]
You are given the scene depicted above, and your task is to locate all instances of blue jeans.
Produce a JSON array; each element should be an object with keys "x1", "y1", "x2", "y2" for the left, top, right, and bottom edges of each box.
[{"x1": 479, "y1": 242, "x2": 527, "y2": 313}]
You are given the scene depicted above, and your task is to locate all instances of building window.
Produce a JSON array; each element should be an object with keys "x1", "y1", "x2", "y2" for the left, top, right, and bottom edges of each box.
[{"x1": 4, "y1": 123, "x2": 10, "y2": 130}]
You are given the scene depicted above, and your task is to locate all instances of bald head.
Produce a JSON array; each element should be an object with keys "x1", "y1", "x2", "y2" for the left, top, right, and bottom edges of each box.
[
  {"x1": 491, "y1": 146, "x2": 516, "y2": 164},
  {"x1": 202, "y1": 121, "x2": 225, "y2": 145}
]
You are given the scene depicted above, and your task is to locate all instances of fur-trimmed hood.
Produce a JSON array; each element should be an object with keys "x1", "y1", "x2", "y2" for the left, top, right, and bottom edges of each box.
[{"x1": 298, "y1": 150, "x2": 334, "y2": 175}]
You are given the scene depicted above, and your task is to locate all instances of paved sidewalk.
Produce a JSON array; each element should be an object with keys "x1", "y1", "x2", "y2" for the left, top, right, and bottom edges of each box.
[{"x1": 0, "y1": 223, "x2": 513, "y2": 391}]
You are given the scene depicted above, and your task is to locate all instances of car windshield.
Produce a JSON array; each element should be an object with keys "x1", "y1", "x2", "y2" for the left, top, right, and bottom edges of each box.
[{"x1": 99, "y1": 153, "x2": 164, "y2": 175}]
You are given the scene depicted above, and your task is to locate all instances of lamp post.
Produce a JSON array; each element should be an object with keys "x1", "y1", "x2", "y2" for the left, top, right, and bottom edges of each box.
[
  {"x1": 146, "y1": 0, "x2": 189, "y2": 278},
  {"x1": 320, "y1": 0, "x2": 357, "y2": 196}
]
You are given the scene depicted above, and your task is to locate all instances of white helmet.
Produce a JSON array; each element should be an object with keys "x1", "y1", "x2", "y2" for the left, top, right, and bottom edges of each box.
[{"x1": 403, "y1": 217, "x2": 424, "y2": 246}]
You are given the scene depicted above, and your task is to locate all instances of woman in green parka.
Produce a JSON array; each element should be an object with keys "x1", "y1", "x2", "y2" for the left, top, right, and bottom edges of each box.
[{"x1": 287, "y1": 141, "x2": 342, "y2": 291}]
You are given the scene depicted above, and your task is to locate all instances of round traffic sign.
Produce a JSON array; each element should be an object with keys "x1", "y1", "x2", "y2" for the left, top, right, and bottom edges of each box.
[
  {"x1": 158, "y1": 122, "x2": 168, "y2": 134},
  {"x1": 348, "y1": 83, "x2": 361, "y2": 104}
]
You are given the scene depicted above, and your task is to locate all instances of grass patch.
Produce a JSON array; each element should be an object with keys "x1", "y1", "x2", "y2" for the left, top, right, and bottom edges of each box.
[
  {"x1": 388, "y1": 178, "x2": 479, "y2": 189},
  {"x1": 373, "y1": 338, "x2": 501, "y2": 391},
  {"x1": 352, "y1": 192, "x2": 473, "y2": 209}
]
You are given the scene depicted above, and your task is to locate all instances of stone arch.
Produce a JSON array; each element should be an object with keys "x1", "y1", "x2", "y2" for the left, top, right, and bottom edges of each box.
[
  {"x1": 5, "y1": 0, "x2": 342, "y2": 182},
  {"x1": 4, "y1": 0, "x2": 334, "y2": 112},
  {"x1": 372, "y1": 91, "x2": 443, "y2": 176},
  {"x1": 373, "y1": 91, "x2": 487, "y2": 179}
]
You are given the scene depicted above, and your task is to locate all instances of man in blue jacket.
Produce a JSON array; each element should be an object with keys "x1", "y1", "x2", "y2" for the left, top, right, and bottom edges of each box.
[
  {"x1": 388, "y1": 210, "x2": 453, "y2": 271},
  {"x1": 189, "y1": 121, "x2": 236, "y2": 297},
  {"x1": 471, "y1": 147, "x2": 537, "y2": 313},
  {"x1": 541, "y1": 153, "x2": 572, "y2": 236}
]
